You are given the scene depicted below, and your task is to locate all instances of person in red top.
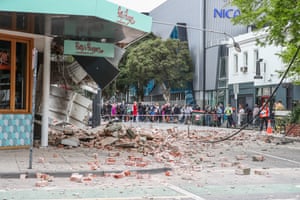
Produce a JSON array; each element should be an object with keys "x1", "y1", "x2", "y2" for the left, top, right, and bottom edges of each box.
[
  {"x1": 132, "y1": 101, "x2": 138, "y2": 122},
  {"x1": 259, "y1": 102, "x2": 269, "y2": 131}
]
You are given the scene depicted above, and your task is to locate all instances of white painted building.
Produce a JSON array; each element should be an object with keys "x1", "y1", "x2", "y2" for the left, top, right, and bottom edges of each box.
[{"x1": 228, "y1": 29, "x2": 299, "y2": 110}]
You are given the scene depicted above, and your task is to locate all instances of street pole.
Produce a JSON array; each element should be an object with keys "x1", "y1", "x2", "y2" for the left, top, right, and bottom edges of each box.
[
  {"x1": 92, "y1": 87, "x2": 101, "y2": 128},
  {"x1": 203, "y1": 0, "x2": 207, "y2": 110},
  {"x1": 29, "y1": 48, "x2": 38, "y2": 169}
]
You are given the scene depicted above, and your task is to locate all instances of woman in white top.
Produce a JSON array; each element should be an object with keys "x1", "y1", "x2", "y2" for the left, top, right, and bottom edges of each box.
[{"x1": 238, "y1": 104, "x2": 245, "y2": 126}]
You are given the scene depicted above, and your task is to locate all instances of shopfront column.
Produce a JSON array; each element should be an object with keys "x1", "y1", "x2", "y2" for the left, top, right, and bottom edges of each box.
[{"x1": 41, "y1": 15, "x2": 52, "y2": 147}]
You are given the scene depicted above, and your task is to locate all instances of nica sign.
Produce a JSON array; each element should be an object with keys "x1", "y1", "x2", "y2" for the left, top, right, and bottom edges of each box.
[{"x1": 214, "y1": 8, "x2": 241, "y2": 18}]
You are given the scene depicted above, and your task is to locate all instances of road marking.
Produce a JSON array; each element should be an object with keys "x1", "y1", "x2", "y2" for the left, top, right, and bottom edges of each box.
[
  {"x1": 38, "y1": 197, "x2": 188, "y2": 200},
  {"x1": 248, "y1": 150, "x2": 300, "y2": 165},
  {"x1": 166, "y1": 183, "x2": 207, "y2": 200}
]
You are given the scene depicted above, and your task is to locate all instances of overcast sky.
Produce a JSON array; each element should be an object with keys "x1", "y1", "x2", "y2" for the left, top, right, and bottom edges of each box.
[{"x1": 108, "y1": 0, "x2": 167, "y2": 12}]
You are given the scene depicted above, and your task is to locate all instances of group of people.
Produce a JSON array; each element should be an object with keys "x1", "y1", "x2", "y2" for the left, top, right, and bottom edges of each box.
[
  {"x1": 100, "y1": 99, "x2": 286, "y2": 132},
  {"x1": 101, "y1": 101, "x2": 194, "y2": 124},
  {"x1": 226, "y1": 99, "x2": 286, "y2": 132}
]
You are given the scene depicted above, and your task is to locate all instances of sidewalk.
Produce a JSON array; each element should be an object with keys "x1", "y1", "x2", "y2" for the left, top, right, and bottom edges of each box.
[{"x1": 0, "y1": 146, "x2": 169, "y2": 179}]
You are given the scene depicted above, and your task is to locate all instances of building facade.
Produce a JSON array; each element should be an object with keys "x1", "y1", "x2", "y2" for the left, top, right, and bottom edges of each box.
[
  {"x1": 149, "y1": 0, "x2": 247, "y2": 108},
  {"x1": 228, "y1": 30, "x2": 300, "y2": 110},
  {"x1": 0, "y1": 0, "x2": 152, "y2": 148}
]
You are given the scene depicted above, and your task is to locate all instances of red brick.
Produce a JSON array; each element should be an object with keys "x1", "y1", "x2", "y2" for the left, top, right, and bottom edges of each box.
[
  {"x1": 221, "y1": 162, "x2": 233, "y2": 167},
  {"x1": 235, "y1": 167, "x2": 251, "y2": 175},
  {"x1": 254, "y1": 169, "x2": 269, "y2": 175},
  {"x1": 113, "y1": 173, "x2": 124, "y2": 179},
  {"x1": 70, "y1": 173, "x2": 83, "y2": 182},
  {"x1": 35, "y1": 180, "x2": 49, "y2": 187},
  {"x1": 252, "y1": 155, "x2": 265, "y2": 162},
  {"x1": 123, "y1": 170, "x2": 131, "y2": 176}
]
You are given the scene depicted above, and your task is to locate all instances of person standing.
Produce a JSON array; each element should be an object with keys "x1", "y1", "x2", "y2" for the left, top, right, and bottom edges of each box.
[
  {"x1": 132, "y1": 101, "x2": 138, "y2": 122},
  {"x1": 184, "y1": 104, "x2": 193, "y2": 124},
  {"x1": 237, "y1": 103, "x2": 245, "y2": 127},
  {"x1": 252, "y1": 104, "x2": 260, "y2": 128},
  {"x1": 216, "y1": 103, "x2": 224, "y2": 127},
  {"x1": 259, "y1": 102, "x2": 270, "y2": 132},
  {"x1": 111, "y1": 102, "x2": 117, "y2": 119},
  {"x1": 224, "y1": 104, "x2": 234, "y2": 128}
]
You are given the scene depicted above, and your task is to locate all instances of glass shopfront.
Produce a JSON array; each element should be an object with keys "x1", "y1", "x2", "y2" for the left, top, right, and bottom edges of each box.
[{"x1": 0, "y1": 34, "x2": 33, "y2": 113}]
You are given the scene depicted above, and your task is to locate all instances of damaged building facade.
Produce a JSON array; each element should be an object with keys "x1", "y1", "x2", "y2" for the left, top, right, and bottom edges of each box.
[{"x1": 0, "y1": 0, "x2": 152, "y2": 148}]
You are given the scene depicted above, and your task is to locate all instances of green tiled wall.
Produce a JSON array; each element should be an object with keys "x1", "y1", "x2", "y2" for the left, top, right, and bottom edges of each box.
[{"x1": 0, "y1": 114, "x2": 32, "y2": 147}]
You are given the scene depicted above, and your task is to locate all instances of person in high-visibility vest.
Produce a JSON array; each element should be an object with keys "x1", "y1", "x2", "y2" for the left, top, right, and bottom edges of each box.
[
  {"x1": 259, "y1": 102, "x2": 270, "y2": 131},
  {"x1": 224, "y1": 103, "x2": 235, "y2": 128}
]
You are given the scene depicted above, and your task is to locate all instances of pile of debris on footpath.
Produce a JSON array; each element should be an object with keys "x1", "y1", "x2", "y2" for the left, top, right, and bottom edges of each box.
[
  {"x1": 47, "y1": 121, "x2": 297, "y2": 154},
  {"x1": 29, "y1": 121, "x2": 300, "y2": 187},
  {"x1": 48, "y1": 121, "x2": 166, "y2": 153}
]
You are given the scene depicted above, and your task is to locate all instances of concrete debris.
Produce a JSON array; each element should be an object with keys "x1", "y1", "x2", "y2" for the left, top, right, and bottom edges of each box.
[{"x1": 61, "y1": 137, "x2": 80, "y2": 147}]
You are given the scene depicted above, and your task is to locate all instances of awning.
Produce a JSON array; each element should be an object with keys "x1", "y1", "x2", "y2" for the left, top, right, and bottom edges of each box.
[{"x1": 0, "y1": 0, "x2": 152, "y2": 44}]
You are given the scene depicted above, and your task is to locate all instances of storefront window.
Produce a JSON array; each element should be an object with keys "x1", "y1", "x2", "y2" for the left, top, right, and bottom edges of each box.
[
  {"x1": 0, "y1": 35, "x2": 32, "y2": 113},
  {"x1": 0, "y1": 40, "x2": 11, "y2": 109},
  {"x1": 16, "y1": 42, "x2": 28, "y2": 109}
]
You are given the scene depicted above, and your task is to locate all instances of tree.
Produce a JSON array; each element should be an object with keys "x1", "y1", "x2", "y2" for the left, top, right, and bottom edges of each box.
[
  {"x1": 118, "y1": 36, "x2": 193, "y2": 102},
  {"x1": 231, "y1": 0, "x2": 300, "y2": 80},
  {"x1": 153, "y1": 39, "x2": 193, "y2": 102}
]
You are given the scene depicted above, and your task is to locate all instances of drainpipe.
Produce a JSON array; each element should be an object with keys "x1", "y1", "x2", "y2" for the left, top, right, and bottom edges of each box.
[{"x1": 41, "y1": 16, "x2": 53, "y2": 147}]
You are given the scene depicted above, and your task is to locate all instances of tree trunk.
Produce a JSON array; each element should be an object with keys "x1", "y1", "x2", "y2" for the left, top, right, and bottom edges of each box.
[{"x1": 162, "y1": 83, "x2": 171, "y2": 103}]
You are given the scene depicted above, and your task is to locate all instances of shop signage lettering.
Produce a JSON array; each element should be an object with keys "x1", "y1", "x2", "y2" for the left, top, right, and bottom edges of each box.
[
  {"x1": 64, "y1": 40, "x2": 114, "y2": 58},
  {"x1": 117, "y1": 6, "x2": 136, "y2": 25},
  {"x1": 75, "y1": 42, "x2": 104, "y2": 55},
  {"x1": 214, "y1": 8, "x2": 241, "y2": 18}
]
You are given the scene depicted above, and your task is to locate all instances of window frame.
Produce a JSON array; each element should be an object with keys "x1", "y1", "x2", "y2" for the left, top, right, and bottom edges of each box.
[
  {"x1": 233, "y1": 54, "x2": 238, "y2": 73},
  {"x1": 243, "y1": 51, "x2": 248, "y2": 66},
  {"x1": 0, "y1": 33, "x2": 33, "y2": 114}
]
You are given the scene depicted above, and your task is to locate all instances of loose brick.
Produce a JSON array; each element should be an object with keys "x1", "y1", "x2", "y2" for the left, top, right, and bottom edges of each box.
[
  {"x1": 136, "y1": 161, "x2": 147, "y2": 167},
  {"x1": 124, "y1": 160, "x2": 135, "y2": 166},
  {"x1": 106, "y1": 157, "x2": 116, "y2": 165},
  {"x1": 199, "y1": 156, "x2": 211, "y2": 162},
  {"x1": 35, "y1": 180, "x2": 49, "y2": 187},
  {"x1": 165, "y1": 171, "x2": 171, "y2": 176},
  {"x1": 221, "y1": 162, "x2": 233, "y2": 167},
  {"x1": 235, "y1": 167, "x2": 251, "y2": 175},
  {"x1": 70, "y1": 173, "x2": 83, "y2": 182},
  {"x1": 254, "y1": 169, "x2": 269, "y2": 175},
  {"x1": 123, "y1": 170, "x2": 131, "y2": 177},
  {"x1": 235, "y1": 155, "x2": 247, "y2": 160},
  {"x1": 113, "y1": 173, "x2": 124, "y2": 179},
  {"x1": 252, "y1": 155, "x2": 265, "y2": 162}
]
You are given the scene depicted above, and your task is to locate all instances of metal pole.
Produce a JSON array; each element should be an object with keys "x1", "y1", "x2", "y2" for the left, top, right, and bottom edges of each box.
[
  {"x1": 29, "y1": 48, "x2": 38, "y2": 169},
  {"x1": 92, "y1": 88, "x2": 101, "y2": 128},
  {"x1": 99, "y1": 88, "x2": 102, "y2": 126},
  {"x1": 202, "y1": 0, "x2": 206, "y2": 110}
]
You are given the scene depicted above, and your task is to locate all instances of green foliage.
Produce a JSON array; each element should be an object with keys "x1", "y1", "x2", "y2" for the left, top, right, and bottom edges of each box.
[
  {"x1": 117, "y1": 35, "x2": 193, "y2": 102},
  {"x1": 290, "y1": 105, "x2": 300, "y2": 124},
  {"x1": 231, "y1": 0, "x2": 300, "y2": 81}
]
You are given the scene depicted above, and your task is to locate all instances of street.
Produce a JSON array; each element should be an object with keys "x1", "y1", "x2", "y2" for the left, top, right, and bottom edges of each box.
[{"x1": 0, "y1": 122, "x2": 299, "y2": 200}]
